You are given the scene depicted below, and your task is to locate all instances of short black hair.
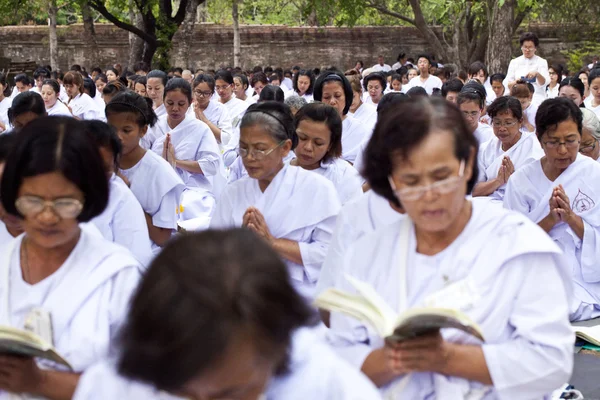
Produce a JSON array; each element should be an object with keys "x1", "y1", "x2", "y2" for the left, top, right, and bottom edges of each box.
[
  {"x1": 416, "y1": 53, "x2": 432, "y2": 65},
  {"x1": 134, "y1": 75, "x2": 147, "y2": 87},
  {"x1": 147, "y1": 70, "x2": 168, "y2": 86},
  {"x1": 164, "y1": 77, "x2": 192, "y2": 103},
  {"x1": 214, "y1": 69, "x2": 234, "y2": 85},
  {"x1": 117, "y1": 229, "x2": 315, "y2": 392},
  {"x1": 251, "y1": 72, "x2": 269, "y2": 87},
  {"x1": 94, "y1": 74, "x2": 108, "y2": 84},
  {"x1": 313, "y1": 71, "x2": 353, "y2": 115},
  {"x1": 294, "y1": 102, "x2": 342, "y2": 162},
  {"x1": 559, "y1": 77, "x2": 585, "y2": 98},
  {"x1": 8, "y1": 92, "x2": 46, "y2": 125},
  {"x1": 83, "y1": 77, "x2": 96, "y2": 98},
  {"x1": 364, "y1": 97, "x2": 478, "y2": 208},
  {"x1": 233, "y1": 73, "x2": 249, "y2": 90},
  {"x1": 102, "y1": 81, "x2": 127, "y2": 98},
  {"x1": 33, "y1": 67, "x2": 51, "y2": 80},
  {"x1": 589, "y1": 66, "x2": 600, "y2": 85},
  {"x1": 467, "y1": 61, "x2": 488, "y2": 79},
  {"x1": 258, "y1": 85, "x2": 285, "y2": 103},
  {"x1": 14, "y1": 73, "x2": 31, "y2": 86},
  {"x1": 42, "y1": 79, "x2": 61, "y2": 95},
  {"x1": 519, "y1": 32, "x2": 539, "y2": 48},
  {"x1": 362, "y1": 72, "x2": 387, "y2": 92},
  {"x1": 487, "y1": 96, "x2": 523, "y2": 120},
  {"x1": 0, "y1": 133, "x2": 16, "y2": 163},
  {"x1": 489, "y1": 73, "x2": 506, "y2": 85},
  {"x1": 242, "y1": 101, "x2": 298, "y2": 148},
  {"x1": 83, "y1": 120, "x2": 122, "y2": 166},
  {"x1": 106, "y1": 91, "x2": 158, "y2": 128},
  {"x1": 377, "y1": 92, "x2": 409, "y2": 114},
  {"x1": 441, "y1": 78, "x2": 464, "y2": 97},
  {"x1": 406, "y1": 86, "x2": 428, "y2": 98},
  {"x1": 1, "y1": 117, "x2": 109, "y2": 222},
  {"x1": 293, "y1": 69, "x2": 315, "y2": 95},
  {"x1": 193, "y1": 74, "x2": 216, "y2": 93},
  {"x1": 133, "y1": 61, "x2": 150, "y2": 73},
  {"x1": 535, "y1": 97, "x2": 583, "y2": 140},
  {"x1": 457, "y1": 80, "x2": 487, "y2": 109},
  {"x1": 91, "y1": 67, "x2": 103, "y2": 74}
]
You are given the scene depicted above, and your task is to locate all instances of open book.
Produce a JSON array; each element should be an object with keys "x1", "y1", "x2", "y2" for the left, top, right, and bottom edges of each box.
[
  {"x1": 315, "y1": 275, "x2": 485, "y2": 342},
  {"x1": 0, "y1": 325, "x2": 72, "y2": 369},
  {"x1": 572, "y1": 319, "x2": 600, "y2": 347}
]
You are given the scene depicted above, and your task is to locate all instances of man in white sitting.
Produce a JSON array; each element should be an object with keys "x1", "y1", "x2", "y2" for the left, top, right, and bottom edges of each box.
[{"x1": 371, "y1": 55, "x2": 391, "y2": 73}]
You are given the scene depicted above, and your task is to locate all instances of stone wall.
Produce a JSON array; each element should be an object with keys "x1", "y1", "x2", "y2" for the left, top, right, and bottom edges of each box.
[{"x1": 0, "y1": 22, "x2": 590, "y2": 72}]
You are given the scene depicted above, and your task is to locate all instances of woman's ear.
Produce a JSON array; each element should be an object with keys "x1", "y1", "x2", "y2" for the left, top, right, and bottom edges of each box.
[{"x1": 140, "y1": 124, "x2": 149, "y2": 138}]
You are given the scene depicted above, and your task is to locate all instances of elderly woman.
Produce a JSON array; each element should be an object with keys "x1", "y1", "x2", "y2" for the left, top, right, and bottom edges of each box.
[
  {"x1": 580, "y1": 109, "x2": 600, "y2": 162},
  {"x1": 504, "y1": 97, "x2": 600, "y2": 321},
  {"x1": 211, "y1": 101, "x2": 341, "y2": 299},
  {"x1": 284, "y1": 94, "x2": 307, "y2": 116},
  {"x1": 327, "y1": 97, "x2": 573, "y2": 398},
  {"x1": 0, "y1": 117, "x2": 141, "y2": 399}
]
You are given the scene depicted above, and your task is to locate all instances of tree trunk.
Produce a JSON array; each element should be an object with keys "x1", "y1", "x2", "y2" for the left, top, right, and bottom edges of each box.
[
  {"x1": 172, "y1": 0, "x2": 200, "y2": 68},
  {"x1": 48, "y1": 0, "x2": 58, "y2": 70},
  {"x1": 81, "y1": 0, "x2": 99, "y2": 67},
  {"x1": 486, "y1": 0, "x2": 514, "y2": 74},
  {"x1": 128, "y1": 1, "x2": 145, "y2": 69},
  {"x1": 232, "y1": 0, "x2": 241, "y2": 68}
]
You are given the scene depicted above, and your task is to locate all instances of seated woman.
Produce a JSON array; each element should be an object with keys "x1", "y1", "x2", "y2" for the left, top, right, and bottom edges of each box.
[
  {"x1": 348, "y1": 75, "x2": 377, "y2": 133},
  {"x1": 190, "y1": 74, "x2": 233, "y2": 146},
  {"x1": 85, "y1": 120, "x2": 154, "y2": 268},
  {"x1": 63, "y1": 71, "x2": 104, "y2": 120},
  {"x1": 72, "y1": 229, "x2": 381, "y2": 400},
  {"x1": 505, "y1": 97, "x2": 600, "y2": 321},
  {"x1": 580, "y1": 109, "x2": 600, "y2": 162},
  {"x1": 7, "y1": 91, "x2": 47, "y2": 130},
  {"x1": 0, "y1": 117, "x2": 141, "y2": 399},
  {"x1": 146, "y1": 70, "x2": 168, "y2": 119},
  {"x1": 291, "y1": 102, "x2": 363, "y2": 204},
  {"x1": 559, "y1": 76, "x2": 586, "y2": 107},
  {"x1": 327, "y1": 97, "x2": 573, "y2": 398},
  {"x1": 313, "y1": 71, "x2": 371, "y2": 164},
  {"x1": 41, "y1": 79, "x2": 71, "y2": 117},
  {"x1": 0, "y1": 133, "x2": 23, "y2": 242},
  {"x1": 134, "y1": 76, "x2": 147, "y2": 97},
  {"x1": 509, "y1": 79, "x2": 537, "y2": 133},
  {"x1": 293, "y1": 69, "x2": 315, "y2": 102},
  {"x1": 215, "y1": 69, "x2": 249, "y2": 129},
  {"x1": 362, "y1": 72, "x2": 386, "y2": 105},
  {"x1": 473, "y1": 96, "x2": 543, "y2": 201},
  {"x1": 457, "y1": 81, "x2": 493, "y2": 145},
  {"x1": 101, "y1": 81, "x2": 127, "y2": 105},
  {"x1": 211, "y1": 102, "x2": 341, "y2": 299},
  {"x1": 151, "y1": 78, "x2": 222, "y2": 227},
  {"x1": 233, "y1": 73, "x2": 256, "y2": 104}
]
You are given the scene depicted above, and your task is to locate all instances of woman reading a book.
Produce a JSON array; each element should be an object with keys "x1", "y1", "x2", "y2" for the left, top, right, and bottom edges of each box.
[
  {"x1": 326, "y1": 97, "x2": 574, "y2": 398},
  {"x1": 0, "y1": 117, "x2": 141, "y2": 399}
]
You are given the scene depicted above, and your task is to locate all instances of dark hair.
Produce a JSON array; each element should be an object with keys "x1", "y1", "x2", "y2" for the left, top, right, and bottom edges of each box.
[
  {"x1": 106, "y1": 91, "x2": 158, "y2": 128},
  {"x1": 214, "y1": 69, "x2": 234, "y2": 85},
  {"x1": 41, "y1": 79, "x2": 61, "y2": 95},
  {"x1": 559, "y1": 77, "x2": 585, "y2": 98},
  {"x1": 193, "y1": 74, "x2": 216, "y2": 93},
  {"x1": 535, "y1": 97, "x2": 583, "y2": 140},
  {"x1": 363, "y1": 72, "x2": 387, "y2": 92},
  {"x1": 294, "y1": 102, "x2": 342, "y2": 162},
  {"x1": 8, "y1": 92, "x2": 46, "y2": 124},
  {"x1": 441, "y1": 78, "x2": 464, "y2": 97},
  {"x1": 549, "y1": 64, "x2": 563, "y2": 81},
  {"x1": 313, "y1": 71, "x2": 353, "y2": 115},
  {"x1": 390, "y1": 73, "x2": 402, "y2": 83},
  {"x1": 33, "y1": 67, "x2": 51, "y2": 80},
  {"x1": 251, "y1": 72, "x2": 269, "y2": 87},
  {"x1": 457, "y1": 80, "x2": 487, "y2": 109},
  {"x1": 233, "y1": 73, "x2": 249, "y2": 90},
  {"x1": 588, "y1": 67, "x2": 600, "y2": 85},
  {"x1": 134, "y1": 75, "x2": 147, "y2": 87},
  {"x1": 416, "y1": 54, "x2": 432, "y2": 66},
  {"x1": 269, "y1": 73, "x2": 281, "y2": 83},
  {"x1": 0, "y1": 73, "x2": 11, "y2": 98},
  {"x1": 241, "y1": 101, "x2": 298, "y2": 148},
  {"x1": 486, "y1": 96, "x2": 523, "y2": 120},
  {"x1": 83, "y1": 77, "x2": 96, "y2": 98},
  {"x1": 406, "y1": 86, "x2": 428, "y2": 98},
  {"x1": 467, "y1": 62, "x2": 488, "y2": 79},
  {"x1": 91, "y1": 67, "x2": 103, "y2": 75},
  {"x1": 147, "y1": 70, "x2": 168, "y2": 87},
  {"x1": 14, "y1": 74, "x2": 31, "y2": 87},
  {"x1": 489, "y1": 73, "x2": 506, "y2": 85},
  {"x1": 51, "y1": 70, "x2": 64, "y2": 81},
  {"x1": 117, "y1": 229, "x2": 314, "y2": 391},
  {"x1": 364, "y1": 97, "x2": 478, "y2": 207},
  {"x1": 519, "y1": 32, "x2": 539, "y2": 48},
  {"x1": 396, "y1": 52, "x2": 406, "y2": 62},
  {"x1": 102, "y1": 81, "x2": 127, "y2": 98},
  {"x1": 1, "y1": 117, "x2": 109, "y2": 222},
  {"x1": 83, "y1": 120, "x2": 122, "y2": 167},
  {"x1": 106, "y1": 67, "x2": 119, "y2": 78},
  {"x1": 133, "y1": 61, "x2": 150, "y2": 74},
  {"x1": 377, "y1": 92, "x2": 408, "y2": 114},
  {"x1": 94, "y1": 74, "x2": 108, "y2": 84},
  {"x1": 164, "y1": 78, "x2": 192, "y2": 103},
  {"x1": 0, "y1": 133, "x2": 16, "y2": 163},
  {"x1": 258, "y1": 85, "x2": 285, "y2": 103},
  {"x1": 70, "y1": 64, "x2": 82, "y2": 72},
  {"x1": 63, "y1": 71, "x2": 84, "y2": 94},
  {"x1": 293, "y1": 70, "x2": 315, "y2": 95}
]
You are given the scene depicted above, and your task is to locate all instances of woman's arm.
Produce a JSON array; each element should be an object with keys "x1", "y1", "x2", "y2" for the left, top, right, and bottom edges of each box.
[
  {"x1": 35, "y1": 370, "x2": 81, "y2": 400},
  {"x1": 145, "y1": 213, "x2": 172, "y2": 246},
  {"x1": 271, "y1": 238, "x2": 303, "y2": 264},
  {"x1": 173, "y1": 159, "x2": 204, "y2": 174},
  {"x1": 472, "y1": 178, "x2": 503, "y2": 197}
]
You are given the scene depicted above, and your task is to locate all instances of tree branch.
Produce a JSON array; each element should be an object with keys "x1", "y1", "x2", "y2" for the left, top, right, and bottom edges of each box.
[
  {"x1": 88, "y1": 0, "x2": 156, "y2": 44},
  {"x1": 513, "y1": 4, "x2": 532, "y2": 33},
  {"x1": 173, "y1": 0, "x2": 194, "y2": 24},
  {"x1": 160, "y1": 0, "x2": 173, "y2": 21},
  {"x1": 364, "y1": 0, "x2": 415, "y2": 25},
  {"x1": 407, "y1": 0, "x2": 449, "y2": 63}
]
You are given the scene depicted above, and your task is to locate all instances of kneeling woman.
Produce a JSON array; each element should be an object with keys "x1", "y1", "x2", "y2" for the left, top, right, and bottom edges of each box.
[
  {"x1": 505, "y1": 97, "x2": 600, "y2": 321},
  {"x1": 327, "y1": 97, "x2": 573, "y2": 398},
  {"x1": 292, "y1": 102, "x2": 363, "y2": 204},
  {"x1": 211, "y1": 102, "x2": 341, "y2": 299},
  {"x1": 0, "y1": 117, "x2": 141, "y2": 398}
]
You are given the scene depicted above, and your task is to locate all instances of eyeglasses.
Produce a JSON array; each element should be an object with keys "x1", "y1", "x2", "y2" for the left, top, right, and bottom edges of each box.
[
  {"x1": 194, "y1": 90, "x2": 213, "y2": 97},
  {"x1": 521, "y1": 46, "x2": 535, "y2": 52},
  {"x1": 367, "y1": 86, "x2": 382, "y2": 91},
  {"x1": 388, "y1": 160, "x2": 466, "y2": 202},
  {"x1": 239, "y1": 141, "x2": 286, "y2": 161},
  {"x1": 579, "y1": 141, "x2": 597, "y2": 154},
  {"x1": 492, "y1": 119, "x2": 519, "y2": 128},
  {"x1": 15, "y1": 196, "x2": 84, "y2": 219},
  {"x1": 543, "y1": 139, "x2": 580, "y2": 149},
  {"x1": 462, "y1": 111, "x2": 480, "y2": 118}
]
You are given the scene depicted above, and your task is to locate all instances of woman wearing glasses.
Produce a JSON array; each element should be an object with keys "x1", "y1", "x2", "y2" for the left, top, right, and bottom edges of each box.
[
  {"x1": 189, "y1": 74, "x2": 233, "y2": 146},
  {"x1": 503, "y1": 31, "x2": 550, "y2": 105},
  {"x1": 473, "y1": 96, "x2": 543, "y2": 201},
  {"x1": 504, "y1": 97, "x2": 600, "y2": 321},
  {"x1": 580, "y1": 109, "x2": 600, "y2": 162},
  {"x1": 211, "y1": 102, "x2": 341, "y2": 299},
  {"x1": 0, "y1": 117, "x2": 141, "y2": 398},
  {"x1": 327, "y1": 97, "x2": 573, "y2": 398},
  {"x1": 456, "y1": 81, "x2": 493, "y2": 145}
]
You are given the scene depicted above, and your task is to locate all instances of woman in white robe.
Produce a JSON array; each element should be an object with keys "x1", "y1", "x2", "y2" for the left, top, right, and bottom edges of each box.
[
  {"x1": 348, "y1": 75, "x2": 378, "y2": 133},
  {"x1": 291, "y1": 102, "x2": 363, "y2": 204},
  {"x1": 7, "y1": 91, "x2": 48, "y2": 131},
  {"x1": 0, "y1": 117, "x2": 141, "y2": 399},
  {"x1": 458, "y1": 81, "x2": 494, "y2": 145},
  {"x1": 215, "y1": 70, "x2": 249, "y2": 128},
  {"x1": 211, "y1": 102, "x2": 341, "y2": 299},
  {"x1": 232, "y1": 73, "x2": 256, "y2": 104},
  {"x1": 0, "y1": 74, "x2": 12, "y2": 132},
  {"x1": 63, "y1": 71, "x2": 103, "y2": 121},
  {"x1": 106, "y1": 91, "x2": 185, "y2": 252},
  {"x1": 189, "y1": 74, "x2": 233, "y2": 146},
  {"x1": 293, "y1": 69, "x2": 315, "y2": 103},
  {"x1": 580, "y1": 108, "x2": 600, "y2": 162},
  {"x1": 327, "y1": 97, "x2": 573, "y2": 398},
  {"x1": 72, "y1": 230, "x2": 381, "y2": 400},
  {"x1": 151, "y1": 78, "x2": 222, "y2": 225},
  {"x1": 314, "y1": 71, "x2": 371, "y2": 164},
  {"x1": 473, "y1": 96, "x2": 544, "y2": 201},
  {"x1": 141, "y1": 70, "x2": 168, "y2": 150},
  {"x1": 504, "y1": 97, "x2": 600, "y2": 321},
  {"x1": 41, "y1": 79, "x2": 72, "y2": 117}
]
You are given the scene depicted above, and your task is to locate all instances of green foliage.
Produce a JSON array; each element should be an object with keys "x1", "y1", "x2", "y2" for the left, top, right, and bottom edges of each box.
[{"x1": 562, "y1": 41, "x2": 600, "y2": 73}]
